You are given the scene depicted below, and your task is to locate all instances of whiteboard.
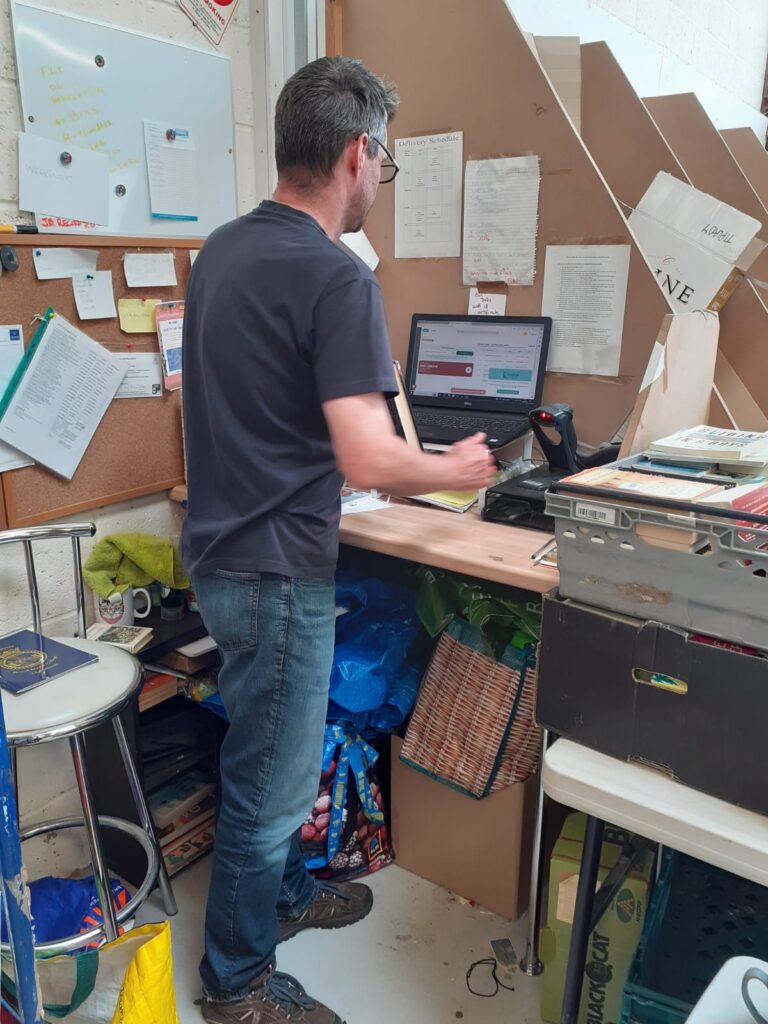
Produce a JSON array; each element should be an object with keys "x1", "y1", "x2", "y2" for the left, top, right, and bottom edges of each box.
[{"x1": 10, "y1": 1, "x2": 237, "y2": 237}]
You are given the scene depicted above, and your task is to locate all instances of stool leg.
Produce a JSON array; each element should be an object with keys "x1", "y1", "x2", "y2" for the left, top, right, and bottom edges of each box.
[
  {"x1": 561, "y1": 815, "x2": 604, "y2": 1024},
  {"x1": 112, "y1": 715, "x2": 178, "y2": 917},
  {"x1": 69, "y1": 734, "x2": 119, "y2": 942},
  {"x1": 9, "y1": 746, "x2": 19, "y2": 827}
]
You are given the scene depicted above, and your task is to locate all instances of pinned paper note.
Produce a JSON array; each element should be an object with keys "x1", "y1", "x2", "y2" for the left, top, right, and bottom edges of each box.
[
  {"x1": 32, "y1": 248, "x2": 98, "y2": 280},
  {"x1": 395, "y1": 132, "x2": 463, "y2": 259},
  {"x1": 463, "y1": 156, "x2": 540, "y2": 286},
  {"x1": 189, "y1": 250, "x2": 200, "y2": 267},
  {"x1": 468, "y1": 288, "x2": 507, "y2": 316},
  {"x1": 143, "y1": 121, "x2": 198, "y2": 222},
  {"x1": 123, "y1": 252, "x2": 177, "y2": 288},
  {"x1": 118, "y1": 299, "x2": 161, "y2": 334},
  {"x1": 340, "y1": 230, "x2": 379, "y2": 270},
  {"x1": 72, "y1": 271, "x2": 117, "y2": 320},
  {"x1": 115, "y1": 352, "x2": 164, "y2": 398},
  {"x1": 18, "y1": 134, "x2": 109, "y2": 226},
  {"x1": 0, "y1": 326, "x2": 33, "y2": 472}
]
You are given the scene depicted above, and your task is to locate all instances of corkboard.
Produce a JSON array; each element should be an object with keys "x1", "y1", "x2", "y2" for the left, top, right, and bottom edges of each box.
[
  {"x1": 721, "y1": 128, "x2": 768, "y2": 210},
  {"x1": 342, "y1": 0, "x2": 672, "y2": 445},
  {"x1": 0, "y1": 235, "x2": 195, "y2": 527},
  {"x1": 581, "y1": 42, "x2": 688, "y2": 209}
]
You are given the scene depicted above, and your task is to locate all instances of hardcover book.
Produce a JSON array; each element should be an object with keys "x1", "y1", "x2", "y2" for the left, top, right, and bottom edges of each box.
[{"x1": 0, "y1": 631, "x2": 98, "y2": 695}]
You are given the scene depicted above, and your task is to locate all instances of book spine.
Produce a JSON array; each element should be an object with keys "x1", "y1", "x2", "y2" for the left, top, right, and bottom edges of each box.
[{"x1": 0, "y1": 308, "x2": 54, "y2": 418}]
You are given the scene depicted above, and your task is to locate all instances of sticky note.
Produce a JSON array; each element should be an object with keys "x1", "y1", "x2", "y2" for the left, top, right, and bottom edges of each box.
[
  {"x1": 118, "y1": 298, "x2": 161, "y2": 334},
  {"x1": 72, "y1": 270, "x2": 117, "y2": 320}
]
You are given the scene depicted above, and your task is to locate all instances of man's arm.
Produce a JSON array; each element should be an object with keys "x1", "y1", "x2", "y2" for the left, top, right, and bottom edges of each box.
[{"x1": 323, "y1": 392, "x2": 496, "y2": 495}]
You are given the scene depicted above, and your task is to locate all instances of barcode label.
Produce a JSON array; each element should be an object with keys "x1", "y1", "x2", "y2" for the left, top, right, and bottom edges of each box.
[{"x1": 574, "y1": 502, "x2": 616, "y2": 525}]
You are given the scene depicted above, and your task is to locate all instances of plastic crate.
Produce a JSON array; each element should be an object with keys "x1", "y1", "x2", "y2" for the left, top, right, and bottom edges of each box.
[
  {"x1": 546, "y1": 489, "x2": 768, "y2": 650},
  {"x1": 621, "y1": 852, "x2": 768, "y2": 1024}
]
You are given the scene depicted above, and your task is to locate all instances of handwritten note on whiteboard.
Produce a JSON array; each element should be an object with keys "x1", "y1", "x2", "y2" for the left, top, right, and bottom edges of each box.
[
  {"x1": 395, "y1": 132, "x2": 463, "y2": 259},
  {"x1": 462, "y1": 156, "x2": 540, "y2": 286}
]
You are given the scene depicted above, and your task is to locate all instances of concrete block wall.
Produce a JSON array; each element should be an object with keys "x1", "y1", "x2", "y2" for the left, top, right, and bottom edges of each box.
[
  {"x1": 0, "y1": 0, "x2": 269, "y2": 877},
  {"x1": 509, "y1": 0, "x2": 768, "y2": 137}
]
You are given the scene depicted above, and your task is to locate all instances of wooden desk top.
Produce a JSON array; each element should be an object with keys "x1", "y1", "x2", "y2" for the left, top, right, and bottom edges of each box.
[{"x1": 169, "y1": 486, "x2": 558, "y2": 593}]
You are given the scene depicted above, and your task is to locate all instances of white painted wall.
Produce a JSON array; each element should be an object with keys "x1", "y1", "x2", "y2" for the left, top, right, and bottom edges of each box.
[
  {"x1": 0, "y1": 0, "x2": 270, "y2": 877},
  {"x1": 507, "y1": 0, "x2": 768, "y2": 140}
]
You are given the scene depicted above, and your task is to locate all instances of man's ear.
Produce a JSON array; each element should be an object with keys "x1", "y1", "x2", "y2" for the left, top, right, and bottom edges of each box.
[{"x1": 352, "y1": 134, "x2": 368, "y2": 178}]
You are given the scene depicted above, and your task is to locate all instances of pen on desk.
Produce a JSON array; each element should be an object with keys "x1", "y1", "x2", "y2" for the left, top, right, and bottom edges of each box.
[{"x1": 0, "y1": 224, "x2": 38, "y2": 234}]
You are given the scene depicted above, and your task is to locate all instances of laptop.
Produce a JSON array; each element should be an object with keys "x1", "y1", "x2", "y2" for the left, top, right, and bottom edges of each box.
[{"x1": 404, "y1": 314, "x2": 552, "y2": 448}]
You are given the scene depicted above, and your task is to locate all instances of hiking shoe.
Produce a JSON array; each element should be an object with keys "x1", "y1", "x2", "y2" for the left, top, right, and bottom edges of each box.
[
  {"x1": 278, "y1": 880, "x2": 373, "y2": 942},
  {"x1": 200, "y1": 965, "x2": 343, "y2": 1024}
]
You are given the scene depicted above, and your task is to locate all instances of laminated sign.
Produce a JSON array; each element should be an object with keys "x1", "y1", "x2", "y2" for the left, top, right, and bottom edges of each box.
[{"x1": 177, "y1": 0, "x2": 240, "y2": 45}]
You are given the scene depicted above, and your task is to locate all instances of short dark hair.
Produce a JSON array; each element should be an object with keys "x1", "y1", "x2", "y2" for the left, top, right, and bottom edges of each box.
[{"x1": 275, "y1": 56, "x2": 399, "y2": 185}]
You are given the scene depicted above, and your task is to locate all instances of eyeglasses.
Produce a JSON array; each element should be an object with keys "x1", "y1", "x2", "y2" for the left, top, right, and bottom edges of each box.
[{"x1": 371, "y1": 137, "x2": 399, "y2": 184}]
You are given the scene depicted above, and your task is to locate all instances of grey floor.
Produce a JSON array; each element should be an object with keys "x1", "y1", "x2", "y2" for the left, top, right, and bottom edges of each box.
[{"x1": 140, "y1": 855, "x2": 544, "y2": 1023}]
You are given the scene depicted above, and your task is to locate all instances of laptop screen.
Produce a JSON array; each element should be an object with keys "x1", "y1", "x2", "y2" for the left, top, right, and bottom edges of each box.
[{"x1": 405, "y1": 314, "x2": 551, "y2": 413}]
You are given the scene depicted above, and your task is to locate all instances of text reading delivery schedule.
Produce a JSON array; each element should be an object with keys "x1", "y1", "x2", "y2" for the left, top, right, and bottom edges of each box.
[{"x1": 411, "y1": 320, "x2": 545, "y2": 400}]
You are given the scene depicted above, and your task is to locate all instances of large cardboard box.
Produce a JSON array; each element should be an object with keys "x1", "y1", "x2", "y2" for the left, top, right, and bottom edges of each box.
[
  {"x1": 390, "y1": 736, "x2": 535, "y2": 920},
  {"x1": 541, "y1": 813, "x2": 654, "y2": 1024},
  {"x1": 537, "y1": 593, "x2": 768, "y2": 815}
]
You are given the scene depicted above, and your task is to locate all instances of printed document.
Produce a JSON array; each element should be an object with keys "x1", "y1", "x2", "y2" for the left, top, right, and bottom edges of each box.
[
  {"x1": 395, "y1": 132, "x2": 463, "y2": 259},
  {"x1": 72, "y1": 271, "x2": 117, "y2": 320},
  {"x1": 542, "y1": 245, "x2": 630, "y2": 376},
  {"x1": 32, "y1": 248, "x2": 99, "y2": 280},
  {"x1": 463, "y1": 156, "x2": 540, "y2": 286},
  {"x1": 115, "y1": 352, "x2": 164, "y2": 398},
  {"x1": 123, "y1": 252, "x2": 177, "y2": 288},
  {"x1": 143, "y1": 122, "x2": 198, "y2": 222},
  {"x1": 0, "y1": 314, "x2": 125, "y2": 479},
  {"x1": 0, "y1": 326, "x2": 33, "y2": 472},
  {"x1": 155, "y1": 301, "x2": 184, "y2": 390},
  {"x1": 340, "y1": 230, "x2": 379, "y2": 270},
  {"x1": 18, "y1": 134, "x2": 109, "y2": 226}
]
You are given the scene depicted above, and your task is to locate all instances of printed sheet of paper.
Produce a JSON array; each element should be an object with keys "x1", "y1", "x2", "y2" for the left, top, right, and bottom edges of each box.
[
  {"x1": 143, "y1": 121, "x2": 198, "y2": 222},
  {"x1": 18, "y1": 134, "x2": 109, "y2": 226},
  {"x1": 189, "y1": 250, "x2": 200, "y2": 267},
  {"x1": 114, "y1": 352, "x2": 164, "y2": 398},
  {"x1": 32, "y1": 247, "x2": 98, "y2": 280},
  {"x1": 395, "y1": 132, "x2": 463, "y2": 259},
  {"x1": 542, "y1": 245, "x2": 631, "y2": 376},
  {"x1": 0, "y1": 314, "x2": 125, "y2": 479},
  {"x1": 0, "y1": 325, "x2": 33, "y2": 472},
  {"x1": 118, "y1": 299, "x2": 161, "y2": 334},
  {"x1": 468, "y1": 288, "x2": 507, "y2": 316},
  {"x1": 340, "y1": 230, "x2": 379, "y2": 270},
  {"x1": 72, "y1": 271, "x2": 117, "y2": 320},
  {"x1": 176, "y1": 0, "x2": 241, "y2": 46},
  {"x1": 463, "y1": 156, "x2": 540, "y2": 286},
  {"x1": 155, "y1": 301, "x2": 184, "y2": 390},
  {"x1": 123, "y1": 252, "x2": 177, "y2": 288}
]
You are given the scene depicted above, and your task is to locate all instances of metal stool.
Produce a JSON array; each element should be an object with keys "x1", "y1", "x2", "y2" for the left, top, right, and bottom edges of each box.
[{"x1": 1, "y1": 522, "x2": 177, "y2": 954}]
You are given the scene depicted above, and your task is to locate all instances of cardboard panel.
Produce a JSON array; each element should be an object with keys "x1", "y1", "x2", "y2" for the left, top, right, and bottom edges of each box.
[
  {"x1": 342, "y1": 0, "x2": 671, "y2": 445},
  {"x1": 721, "y1": 127, "x2": 768, "y2": 210},
  {"x1": 581, "y1": 42, "x2": 688, "y2": 209},
  {"x1": 0, "y1": 237, "x2": 190, "y2": 526}
]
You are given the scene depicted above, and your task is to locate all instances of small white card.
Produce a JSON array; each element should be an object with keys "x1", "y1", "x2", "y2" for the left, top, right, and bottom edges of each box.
[
  {"x1": 123, "y1": 252, "x2": 178, "y2": 288},
  {"x1": 72, "y1": 271, "x2": 117, "y2": 320},
  {"x1": 18, "y1": 133, "x2": 109, "y2": 226},
  {"x1": 32, "y1": 247, "x2": 99, "y2": 280},
  {"x1": 468, "y1": 288, "x2": 507, "y2": 316},
  {"x1": 114, "y1": 352, "x2": 164, "y2": 398},
  {"x1": 189, "y1": 250, "x2": 199, "y2": 267}
]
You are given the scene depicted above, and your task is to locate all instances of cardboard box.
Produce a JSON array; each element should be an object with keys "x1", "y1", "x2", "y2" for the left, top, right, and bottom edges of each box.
[
  {"x1": 390, "y1": 736, "x2": 535, "y2": 920},
  {"x1": 541, "y1": 813, "x2": 654, "y2": 1024},
  {"x1": 537, "y1": 593, "x2": 768, "y2": 815}
]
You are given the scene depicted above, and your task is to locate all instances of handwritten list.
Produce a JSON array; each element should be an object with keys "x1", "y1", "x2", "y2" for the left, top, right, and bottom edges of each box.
[{"x1": 462, "y1": 156, "x2": 540, "y2": 286}]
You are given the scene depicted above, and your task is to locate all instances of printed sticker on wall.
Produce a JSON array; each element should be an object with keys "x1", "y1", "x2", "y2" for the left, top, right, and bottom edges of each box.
[{"x1": 176, "y1": 0, "x2": 241, "y2": 46}]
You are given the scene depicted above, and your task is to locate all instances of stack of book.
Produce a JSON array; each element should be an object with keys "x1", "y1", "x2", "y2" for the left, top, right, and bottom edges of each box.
[
  {"x1": 646, "y1": 426, "x2": 768, "y2": 476},
  {"x1": 139, "y1": 672, "x2": 180, "y2": 713},
  {"x1": 149, "y1": 769, "x2": 216, "y2": 876}
]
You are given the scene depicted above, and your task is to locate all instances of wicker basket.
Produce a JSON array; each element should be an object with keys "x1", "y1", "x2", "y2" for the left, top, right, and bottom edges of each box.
[{"x1": 400, "y1": 617, "x2": 541, "y2": 799}]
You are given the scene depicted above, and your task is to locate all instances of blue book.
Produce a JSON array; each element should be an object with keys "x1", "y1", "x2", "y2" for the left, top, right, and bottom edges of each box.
[{"x1": 0, "y1": 631, "x2": 98, "y2": 695}]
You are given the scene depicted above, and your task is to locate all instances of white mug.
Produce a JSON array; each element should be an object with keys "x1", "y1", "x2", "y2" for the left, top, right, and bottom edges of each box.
[
  {"x1": 97, "y1": 587, "x2": 152, "y2": 627},
  {"x1": 743, "y1": 968, "x2": 768, "y2": 1024}
]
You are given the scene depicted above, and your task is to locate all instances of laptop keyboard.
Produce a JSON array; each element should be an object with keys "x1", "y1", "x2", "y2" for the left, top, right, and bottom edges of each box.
[{"x1": 413, "y1": 409, "x2": 525, "y2": 437}]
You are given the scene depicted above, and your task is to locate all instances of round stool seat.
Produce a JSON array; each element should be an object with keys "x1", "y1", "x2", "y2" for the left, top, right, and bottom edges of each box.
[{"x1": 2, "y1": 637, "x2": 141, "y2": 745}]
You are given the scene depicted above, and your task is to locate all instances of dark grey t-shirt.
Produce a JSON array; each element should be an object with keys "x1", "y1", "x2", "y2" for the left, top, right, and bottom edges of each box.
[{"x1": 181, "y1": 200, "x2": 396, "y2": 579}]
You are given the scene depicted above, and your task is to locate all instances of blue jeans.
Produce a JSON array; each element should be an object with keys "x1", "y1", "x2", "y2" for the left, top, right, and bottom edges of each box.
[{"x1": 192, "y1": 570, "x2": 336, "y2": 1001}]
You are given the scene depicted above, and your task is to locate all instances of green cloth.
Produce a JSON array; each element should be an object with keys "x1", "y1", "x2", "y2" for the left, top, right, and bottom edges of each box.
[{"x1": 83, "y1": 533, "x2": 190, "y2": 599}]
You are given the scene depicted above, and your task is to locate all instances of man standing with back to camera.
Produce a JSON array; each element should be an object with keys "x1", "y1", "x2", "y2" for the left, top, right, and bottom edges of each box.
[{"x1": 182, "y1": 56, "x2": 495, "y2": 1023}]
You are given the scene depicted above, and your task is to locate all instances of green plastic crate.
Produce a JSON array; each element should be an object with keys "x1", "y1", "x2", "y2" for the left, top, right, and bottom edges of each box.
[{"x1": 621, "y1": 851, "x2": 768, "y2": 1024}]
